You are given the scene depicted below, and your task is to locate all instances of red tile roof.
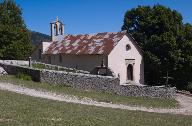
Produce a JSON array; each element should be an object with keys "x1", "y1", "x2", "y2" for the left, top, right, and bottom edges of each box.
[{"x1": 44, "y1": 30, "x2": 127, "y2": 55}]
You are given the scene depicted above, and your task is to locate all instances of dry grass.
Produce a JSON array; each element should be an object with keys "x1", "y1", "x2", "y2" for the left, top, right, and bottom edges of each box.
[{"x1": 0, "y1": 90, "x2": 191, "y2": 126}]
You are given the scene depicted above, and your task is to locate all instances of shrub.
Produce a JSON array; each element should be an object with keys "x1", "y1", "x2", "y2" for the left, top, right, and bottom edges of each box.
[
  {"x1": 15, "y1": 72, "x2": 32, "y2": 81},
  {"x1": 187, "y1": 82, "x2": 192, "y2": 93}
]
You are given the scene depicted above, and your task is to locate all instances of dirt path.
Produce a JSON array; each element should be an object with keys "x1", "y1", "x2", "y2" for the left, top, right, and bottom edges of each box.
[{"x1": 0, "y1": 82, "x2": 192, "y2": 115}]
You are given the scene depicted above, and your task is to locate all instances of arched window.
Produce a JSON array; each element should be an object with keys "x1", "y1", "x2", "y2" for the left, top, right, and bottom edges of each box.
[
  {"x1": 126, "y1": 44, "x2": 131, "y2": 51},
  {"x1": 127, "y1": 64, "x2": 133, "y2": 81},
  {"x1": 55, "y1": 24, "x2": 58, "y2": 35},
  {"x1": 54, "y1": 25, "x2": 57, "y2": 36},
  {"x1": 59, "y1": 24, "x2": 63, "y2": 35}
]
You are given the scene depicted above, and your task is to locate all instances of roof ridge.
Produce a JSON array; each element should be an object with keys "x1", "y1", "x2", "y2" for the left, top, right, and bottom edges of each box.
[{"x1": 65, "y1": 30, "x2": 127, "y2": 36}]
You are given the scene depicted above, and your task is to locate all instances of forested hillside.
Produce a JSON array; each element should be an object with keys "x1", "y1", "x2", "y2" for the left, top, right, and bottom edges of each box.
[{"x1": 31, "y1": 31, "x2": 51, "y2": 46}]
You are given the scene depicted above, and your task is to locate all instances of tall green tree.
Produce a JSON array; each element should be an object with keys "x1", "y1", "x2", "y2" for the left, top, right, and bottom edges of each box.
[
  {"x1": 0, "y1": 0, "x2": 32, "y2": 59},
  {"x1": 122, "y1": 5, "x2": 192, "y2": 89}
]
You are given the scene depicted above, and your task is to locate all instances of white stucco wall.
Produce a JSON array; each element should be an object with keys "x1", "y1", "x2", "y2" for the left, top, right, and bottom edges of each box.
[
  {"x1": 52, "y1": 35, "x2": 64, "y2": 42},
  {"x1": 42, "y1": 42, "x2": 52, "y2": 53},
  {"x1": 0, "y1": 60, "x2": 29, "y2": 66},
  {"x1": 43, "y1": 54, "x2": 107, "y2": 72},
  {"x1": 108, "y1": 34, "x2": 144, "y2": 84}
]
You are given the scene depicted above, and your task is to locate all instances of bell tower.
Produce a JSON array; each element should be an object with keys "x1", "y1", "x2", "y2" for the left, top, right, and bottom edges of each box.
[{"x1": 50, "y1": 17, "x2": 64, "y2": 41}]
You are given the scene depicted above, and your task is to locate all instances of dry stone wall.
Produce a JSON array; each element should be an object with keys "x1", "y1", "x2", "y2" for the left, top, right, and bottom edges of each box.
[
  {"x1": 0, "y1": 67, "x2": 7, "y2": 75},
  {"x1": 40, "y1": 69, "x2": 176, "y2": 99},
  {"x1": 116, "y1": 85, "x2": 176, "y2": 99},
  {"x1": 0, "y1": 63, "x2": 40, "y2": 81},
  {"x1": 0, "y1": 62, "x2": 176, "y2": 99},
  {"x1": 40, "y1": 70, "x2": 119, "y2": 92}
]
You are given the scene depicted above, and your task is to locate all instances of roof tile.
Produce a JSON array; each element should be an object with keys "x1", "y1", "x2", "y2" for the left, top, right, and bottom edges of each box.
[{"x1": 44, "y1": 30, "x2": 127, "y2": 55}]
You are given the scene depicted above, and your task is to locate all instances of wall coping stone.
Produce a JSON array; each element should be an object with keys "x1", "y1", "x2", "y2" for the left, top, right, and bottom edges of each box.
[{"x1": 41, "y1": 69, "x2": 118, "y2": 79}]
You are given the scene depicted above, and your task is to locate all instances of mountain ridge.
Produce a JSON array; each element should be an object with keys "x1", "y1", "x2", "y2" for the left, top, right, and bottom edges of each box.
[{"x1": 31, "y1": 31, "x2": 51, "y2": 46}]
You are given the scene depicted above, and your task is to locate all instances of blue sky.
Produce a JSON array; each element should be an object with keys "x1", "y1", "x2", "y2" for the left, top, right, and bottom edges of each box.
[{"x1": 15, "y1": 0, "x2": 192, "y2": 35}]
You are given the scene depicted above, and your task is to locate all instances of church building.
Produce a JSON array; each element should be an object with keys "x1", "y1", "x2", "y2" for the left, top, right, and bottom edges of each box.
[{"x1": 31, "y1": 18, "x2": 144, "y2": 84}]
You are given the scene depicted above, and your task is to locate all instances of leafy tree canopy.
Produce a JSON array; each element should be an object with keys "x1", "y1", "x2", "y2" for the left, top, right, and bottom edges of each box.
[
  {"x1": 122, "y1": 5, "x2": 192, "y2": 89},
  {"x1": 0, "y1": 0, "x2": 33, "y2": 60}
]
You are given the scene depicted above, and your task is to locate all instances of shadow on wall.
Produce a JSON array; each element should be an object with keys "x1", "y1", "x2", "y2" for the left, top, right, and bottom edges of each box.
[
  {"x1": 90, "y1": 66, "x2": 116, "y2": 77},
  {"x1": 139, "y1": 59, "x2": 144, "y2": 84}
]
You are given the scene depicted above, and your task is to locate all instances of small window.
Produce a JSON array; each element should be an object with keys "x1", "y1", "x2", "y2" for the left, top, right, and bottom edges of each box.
[
  {"x1": 54, "y1": 25, "x2": 57, "y2": 35},
  {"x1": 126, "y1": 44, "x2": 131, "y2": 51},
  {"x1": 59, "y1": 54, "x2": 62, "y2": 63}
]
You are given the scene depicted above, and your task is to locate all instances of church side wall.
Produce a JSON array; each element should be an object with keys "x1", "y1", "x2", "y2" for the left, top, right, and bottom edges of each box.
[
  {"x1": 42, "y1": 54, "x2": 107, "y2": 72},
  {"x1": 108, "y1": 35, "x2": 144, "y2": 84}
]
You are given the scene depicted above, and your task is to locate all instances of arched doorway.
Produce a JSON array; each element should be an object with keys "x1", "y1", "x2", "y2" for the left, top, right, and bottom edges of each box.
[{"x1": 127, "y1": 64, "x2": 133, "y2": 81}]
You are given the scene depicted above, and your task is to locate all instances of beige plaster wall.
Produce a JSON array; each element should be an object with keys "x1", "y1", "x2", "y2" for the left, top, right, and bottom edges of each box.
[
  {"x1": 108, "y1": 34, "x2": 144, "y2": 84},
  {"x1": 43, "y1": 54, "x2": 107, "y2": 72}
]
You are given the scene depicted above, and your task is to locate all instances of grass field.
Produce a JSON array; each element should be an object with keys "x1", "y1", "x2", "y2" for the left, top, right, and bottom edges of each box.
[
  {"x1": 0, "y1": 90, "x2": 191, "y2": 126},
  {"x1": 0, "y1": 75, "x2": 179, "y2": 108}
]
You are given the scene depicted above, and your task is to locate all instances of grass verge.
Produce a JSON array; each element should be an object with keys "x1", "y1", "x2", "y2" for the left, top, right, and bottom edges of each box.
[
  {"x1": 0, "y1": 90, "x2": 191, "y2": 126},
  {"x1": 32, "y1": 63, "x2": 45, "y2": 69},
  {"x1": 0, "y1": 75, "x2": 179, "y2": 108}
]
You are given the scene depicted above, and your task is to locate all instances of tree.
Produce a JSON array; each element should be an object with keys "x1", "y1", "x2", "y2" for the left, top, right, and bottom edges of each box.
[
  {"x1": 0, "y1": 0, "x2": 32, "y2": 59},
  {"x1": 122, "y1": 5, "x2": 192, "y2": 89}
]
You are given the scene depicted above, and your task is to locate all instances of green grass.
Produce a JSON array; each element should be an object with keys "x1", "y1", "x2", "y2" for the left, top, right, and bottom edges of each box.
[
  {"x1": 0, "y1": 90, "x2": 191, "y2": 126},
  {"x1": 15, "y1": 72, "x2": 32, "y2": 81},
  {"x1": 0, "y1": 75, "x2": 179, "y2": 109},
  {"x1": 32, "y1": 63, "x2": 45, "y2": 69}
]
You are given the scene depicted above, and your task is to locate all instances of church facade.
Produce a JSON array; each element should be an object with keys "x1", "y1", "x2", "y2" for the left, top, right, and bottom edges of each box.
[{"x1": 31, "y1": 18, "x2": 144, "y2": 84}]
